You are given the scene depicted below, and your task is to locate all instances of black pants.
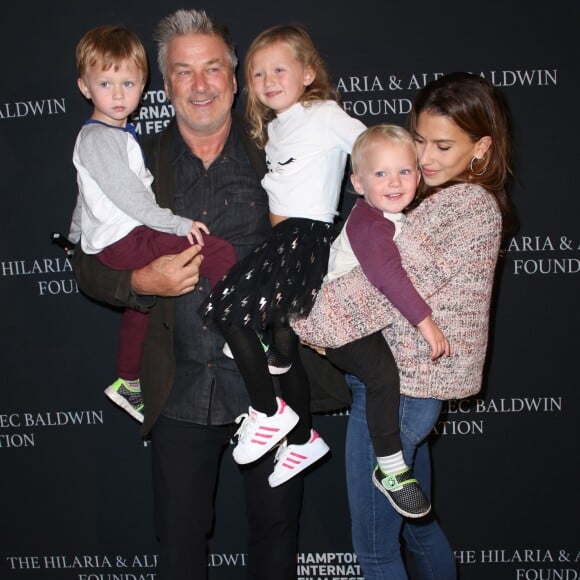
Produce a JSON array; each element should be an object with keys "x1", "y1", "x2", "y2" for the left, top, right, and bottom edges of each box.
[
  {"x1": 151, "y1": 415, "x2": 303, "y2": 580},
  {"x1": 217, "y1": 322, "x2": 313, "y2": 444},
  {"x1": 326, "y1": 331, "x2": 401, "y2": 457}
]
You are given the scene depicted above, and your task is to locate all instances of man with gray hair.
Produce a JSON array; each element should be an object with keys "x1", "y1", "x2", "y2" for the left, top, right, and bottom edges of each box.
[{"x1": 73, "y1": 8, "x2": 323, "y2": 579}]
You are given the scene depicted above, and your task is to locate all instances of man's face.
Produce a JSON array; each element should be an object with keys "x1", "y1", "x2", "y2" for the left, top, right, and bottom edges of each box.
[{"x1": 164, "y1": 33, "x2": 237, "y2": 136}]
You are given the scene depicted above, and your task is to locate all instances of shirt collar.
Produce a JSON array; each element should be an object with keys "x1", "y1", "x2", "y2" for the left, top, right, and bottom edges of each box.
[
  {"x1": 84, "y1": 119, "x2": 138, "y2": 140},
  {"x1": 170, "y1": 117, "x2": 250, "y2": 168}
]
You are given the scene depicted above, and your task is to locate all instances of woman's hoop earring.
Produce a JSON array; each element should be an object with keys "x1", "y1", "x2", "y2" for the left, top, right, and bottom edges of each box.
[{"x1": 470, "y1": 156, "x2": 488, "y2": 176}]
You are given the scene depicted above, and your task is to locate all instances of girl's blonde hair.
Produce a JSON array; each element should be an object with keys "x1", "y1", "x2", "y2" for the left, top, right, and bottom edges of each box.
[
  {"x1": 76, "y1": 25, "x2": 148, "y2": 83},
  {"x1": 244, "y1": 24, "x2": 338, "y2": 147}
]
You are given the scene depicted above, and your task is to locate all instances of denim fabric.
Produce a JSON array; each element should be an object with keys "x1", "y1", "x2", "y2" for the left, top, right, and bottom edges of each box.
[{"x1": 345, "y1": 374, "x2": 457, "y2": 580}]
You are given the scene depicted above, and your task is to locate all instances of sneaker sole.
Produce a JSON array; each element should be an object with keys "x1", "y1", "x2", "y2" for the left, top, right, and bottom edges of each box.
[
  {"x1": 268, "y1": 439, "x2": 330, "y2": 487},
  {"x1": 104, "y1": 386, "x2": 144, "y2": 423},
  {"x1": 372, "y1": 475, "x2": 431, "y2": 519},
  {"x1": 268, "y1": 363, "x2": 292, "y2": 375}
]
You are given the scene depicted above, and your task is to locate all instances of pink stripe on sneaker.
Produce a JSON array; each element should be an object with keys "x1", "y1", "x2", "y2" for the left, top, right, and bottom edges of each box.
[
  {"x1": 289, "y1": 452, "x2": 307, "y2": 460},
  {"x1": 277, "y1": 398, "x2": 288, "y2": 414},
  {"x1": 249, "y1": 425, "x2": 283, "y2": 444},
  {"x1": 282, "y1": 451, "x2": 308, "y2": 468}
]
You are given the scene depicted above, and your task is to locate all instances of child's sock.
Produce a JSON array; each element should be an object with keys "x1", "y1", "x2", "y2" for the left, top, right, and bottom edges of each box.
[
  {"x1": 123, "y1": 378, "x2": 141, "y2": 392},
  {"x1": 377, "y1": 450, "x2": 407, "y2": 475}
]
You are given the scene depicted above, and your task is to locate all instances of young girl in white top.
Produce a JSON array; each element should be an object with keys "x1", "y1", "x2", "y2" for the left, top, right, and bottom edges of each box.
[{"x1": 201, "y1": 24, "x2": 365, "y2": 486}]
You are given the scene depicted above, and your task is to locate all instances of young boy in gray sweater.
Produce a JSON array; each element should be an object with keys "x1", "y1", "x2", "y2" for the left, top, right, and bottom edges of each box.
[{"x1": 69, "y1": 25, "x2": 237, "y2": 421}]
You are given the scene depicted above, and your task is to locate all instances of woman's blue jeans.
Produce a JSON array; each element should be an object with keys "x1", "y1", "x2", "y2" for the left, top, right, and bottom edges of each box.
[{"x1": 345, "y1": 374, "x2": 457, "y2": 580}]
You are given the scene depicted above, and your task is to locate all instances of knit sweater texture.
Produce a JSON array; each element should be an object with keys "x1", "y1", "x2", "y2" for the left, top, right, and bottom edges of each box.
[{"x1": 293, "y1": 182, "x2": 502, "y2": 400}]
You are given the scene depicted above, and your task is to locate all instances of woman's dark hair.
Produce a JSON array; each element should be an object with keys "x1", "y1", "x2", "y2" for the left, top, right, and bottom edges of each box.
[{"x1": 409, "y1": 72, "x2": 517, "y2": 236}]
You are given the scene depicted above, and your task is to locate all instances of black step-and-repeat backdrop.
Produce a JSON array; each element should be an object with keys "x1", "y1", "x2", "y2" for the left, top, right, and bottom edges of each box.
[{"x1": 1, "y1": 1, "x2": 578, "y2": 579}]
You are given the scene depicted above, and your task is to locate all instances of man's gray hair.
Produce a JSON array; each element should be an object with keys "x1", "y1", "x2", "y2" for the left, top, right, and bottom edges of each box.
[{"x1": 153, "y1": 9, "x2": 238, "y2": 78}]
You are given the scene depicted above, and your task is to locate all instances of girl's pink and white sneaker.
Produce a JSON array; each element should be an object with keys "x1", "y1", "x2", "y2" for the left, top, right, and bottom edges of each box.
[
  {"x1": 268, "y1": 430, "x2": 330, "y2": 487},
  {"x1": 232, "y1": 397, "x2": 299, "y2": 464}
]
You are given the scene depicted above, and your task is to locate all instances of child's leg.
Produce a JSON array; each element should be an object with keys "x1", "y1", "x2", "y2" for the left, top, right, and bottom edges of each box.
[
  {"x1": 97, "y1": 228, "x2": 189, "y2": 381},
  {"x1": 97, "y1": 227, "x2": 192, "y2": 422},
  {"x1": 198, "y1": 235, "x2": 237, "y2": 287},
  {"x1": 98, "y1": 228, "x2": 235, "y2": 377},
  {"x1": 326, "y1": 332, "x2": 401, "y2": 457},
  {"x1": 273, "y1": 325, "x2": 312, "y2": 444},
  {"x1": 218, "y1": 321, "x2": 300, "y2": 465},
  {"x1": 217, "y1": 321, "x2": 278, "y2": 414},
  {"x1": 326, "y1": 332, "x2": 431, "y2": 518},
  {"x1": 266, "y1": 324, "x2": 330, "y2": 488},
  {"x1": 103, "y1": 308, "x2": 148, "y2": 422},
  {"x1": 117, "y1": 309, "x2": 149, "y2": 380},
  {"x1": 97, "y1": 226, "x2": 190, "y2": 270}
]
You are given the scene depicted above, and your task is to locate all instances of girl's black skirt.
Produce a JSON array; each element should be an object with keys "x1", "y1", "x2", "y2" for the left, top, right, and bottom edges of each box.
[{"x1": 201, "y1": 218, "x2": 335, "y2": 331}]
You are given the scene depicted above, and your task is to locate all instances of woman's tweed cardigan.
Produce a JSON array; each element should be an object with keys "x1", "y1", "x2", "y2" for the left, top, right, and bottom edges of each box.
[{"x1": 293, "y1": 182, "x2": 502, "y2": 400}]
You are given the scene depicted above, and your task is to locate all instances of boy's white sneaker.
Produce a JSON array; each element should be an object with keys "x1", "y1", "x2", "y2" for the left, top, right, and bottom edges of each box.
[
  {"x1": 268, "y1": 430, "x2": 330, "y2": 487},
  {"x1": 232, "y1": 397, "x2": 299, "y2": 465}
]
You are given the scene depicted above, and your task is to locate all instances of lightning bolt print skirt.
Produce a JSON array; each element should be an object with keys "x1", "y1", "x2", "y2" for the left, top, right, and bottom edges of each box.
[{"x1": 200, "y1": 218, "x2": 336, "y2": 331}]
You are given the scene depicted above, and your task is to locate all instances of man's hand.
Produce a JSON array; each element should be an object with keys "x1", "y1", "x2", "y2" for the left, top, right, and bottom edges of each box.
[{"x1": 131, "y1": 245, "x2": 203, "y2": 297}]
